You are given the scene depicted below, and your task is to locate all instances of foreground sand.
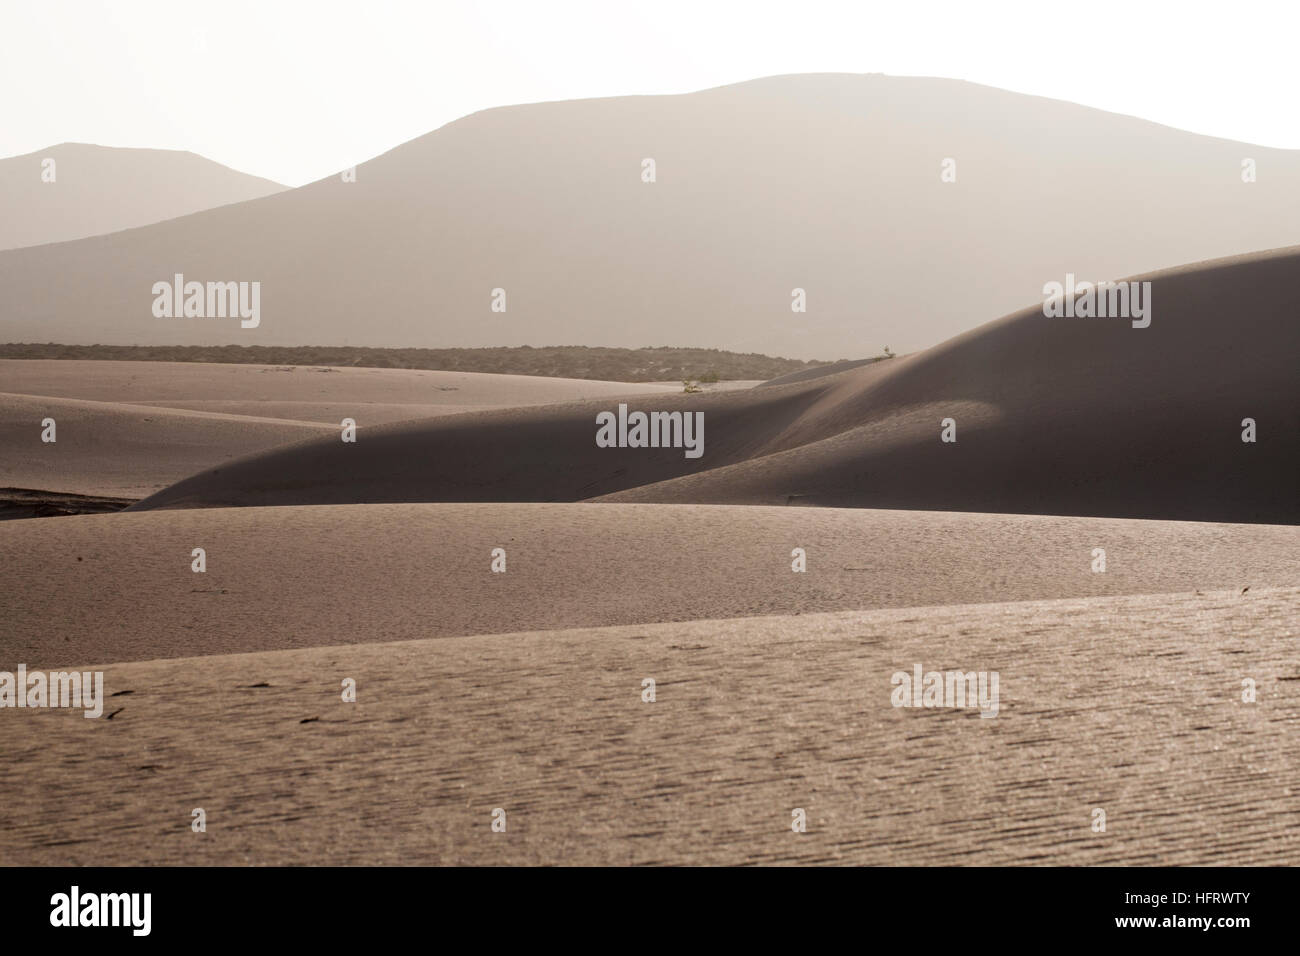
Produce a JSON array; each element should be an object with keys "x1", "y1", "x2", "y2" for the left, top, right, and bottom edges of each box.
[
  {"x1": 3, "y1": 503, "x2": 1297, "y2": 667},
  {"x1": 2, "y1": 586, "x2": 1295, "y2": 866}
]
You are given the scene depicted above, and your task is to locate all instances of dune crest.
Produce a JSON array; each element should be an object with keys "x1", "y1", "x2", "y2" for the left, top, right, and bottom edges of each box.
[
  {"x1": 131, "y1": 246, "x2": 1300, "y2": 524},
  {"x1": 4, "y1": 502, "x2": 1296, "y2": 667}
]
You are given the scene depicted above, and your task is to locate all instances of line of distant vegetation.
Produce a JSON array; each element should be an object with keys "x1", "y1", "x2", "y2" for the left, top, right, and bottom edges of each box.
[{"x1": 0, "y1": 343, "x2": 836, "y2": 383}]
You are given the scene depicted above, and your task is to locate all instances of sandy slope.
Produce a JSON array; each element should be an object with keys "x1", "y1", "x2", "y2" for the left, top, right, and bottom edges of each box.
[
  {"x1": 132, "y1": 247, "x2": 1300, "y2": 524},
  {"x1": 603, "y1": 246, "x2": 1300, "y2": 522},
  {"x1": 4, "y1": 75, "x2": 1300, "y2": 358},
  {"x1": 0, "y1": 392, "x2": 328, "y2": 498},
  {"x1": 0, "y1": 143, "x2": 284, "y2": 251},
  {"x1": 127, "y1": 400, "x2": 512, "y2": 426},
  {"x1": 0, "y1": 360, "x2": 681, "y2": 496},
  {"x1": 0, "y1": 360, "x2": 679, "y2": 413},
  {"x1": 2, "y1": 502, "x2": 1296, "y2": 668},
  {"x1": 2, "y1": 586, "x2": 1295, "y2": 866}
]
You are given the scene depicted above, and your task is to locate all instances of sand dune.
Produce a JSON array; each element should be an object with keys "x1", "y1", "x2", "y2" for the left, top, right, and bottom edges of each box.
[
  {"x1": 604, "y1": 246, "x2": 1300, "y2": 523},
  {"x1": 0, "y1": 360, "x2": 681, "y2": 495},
  {"x1": 3, "y1": 586, "x2": 1295, "y2": 866},
  {"x1": 757, "y1": 357, "x2": 885, "y2": 387},
  {"x1": 0, "y1": 143, "x2": 284, "y2": 251},
  {"x1": 4, "y1": 75, "x2": 1300, "y2": 358},
  {"x1": 2, "y1": 502, "x2": 1295, "y2": 668},
  {"x1": 126, "y1": 400, "x2": 513, "y2": 425},
  {"x1": 0, "y1": 392, "x2": 328, "y2": 499},
  {"x1": 2, "y1": 74, "x2": 1295, "y2": 872},
  {"x1": 0, "y1": 359, "x2": 679, "y2": 411},
  {"x1": 129, "y1": 379, "x2": 811, "y2": 510},
  {"x1": 131, "y1": 247, "x2": 1299, "y2": 523}
]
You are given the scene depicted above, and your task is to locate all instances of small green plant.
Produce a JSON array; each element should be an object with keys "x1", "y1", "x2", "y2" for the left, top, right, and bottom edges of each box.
[{"x1": 682, "y1": 379, "x2": 703, "y2": 393}]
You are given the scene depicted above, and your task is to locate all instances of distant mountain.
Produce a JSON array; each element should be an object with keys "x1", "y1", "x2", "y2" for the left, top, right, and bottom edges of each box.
[
  {"x1": 3, "y1": 75, "x2": 1299, "y2": 358},
  {"x1": 0, "y1": 142, "x2": 285, "y2": 250}
]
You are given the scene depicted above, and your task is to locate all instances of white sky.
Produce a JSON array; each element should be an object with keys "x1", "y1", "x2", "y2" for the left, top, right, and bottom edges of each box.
[{"x1": 2, "y1": 0, "x2": 1298, "y2": 187}]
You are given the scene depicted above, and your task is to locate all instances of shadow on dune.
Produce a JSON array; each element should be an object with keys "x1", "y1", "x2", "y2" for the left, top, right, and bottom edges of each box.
[{"x1": 131, "y1": 246, "x2": 1300, "y2": 524}]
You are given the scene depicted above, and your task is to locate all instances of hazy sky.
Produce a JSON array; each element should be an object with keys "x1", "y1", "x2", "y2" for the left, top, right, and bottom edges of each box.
[{"x1": 3, "y1": 0, "x2": 1298, "y2": 186}]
